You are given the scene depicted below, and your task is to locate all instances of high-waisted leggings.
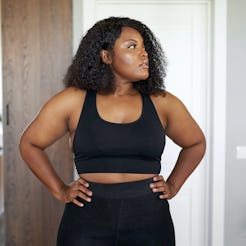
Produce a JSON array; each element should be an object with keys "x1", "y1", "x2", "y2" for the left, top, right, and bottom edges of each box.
[{"x1": 57, "y1": 178, "x2": 175, "y2": 246}]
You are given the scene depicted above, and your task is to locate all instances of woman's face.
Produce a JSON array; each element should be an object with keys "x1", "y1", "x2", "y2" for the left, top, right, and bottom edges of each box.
[{"x1": 103, "y1": 27, "x2": 149, "y2": 83}]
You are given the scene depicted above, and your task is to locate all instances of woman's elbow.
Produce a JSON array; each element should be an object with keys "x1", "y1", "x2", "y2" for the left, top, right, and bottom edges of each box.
[
  {"x1": 198, "y1": 132, "x2": 206, "y2": 158},
  {"x1": 19, "y1": 132, "x2": 29, "y2": 158}
]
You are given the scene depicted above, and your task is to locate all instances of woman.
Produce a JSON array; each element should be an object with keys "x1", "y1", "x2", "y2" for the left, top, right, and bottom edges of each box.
[{"x1": 19, "y1": 17, "x2": 206, "y2": 245}]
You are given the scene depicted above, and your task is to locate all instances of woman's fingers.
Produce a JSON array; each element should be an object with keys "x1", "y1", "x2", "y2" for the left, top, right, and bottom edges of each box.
[
  {"x1": 151, "y1": 181, "x2": 166, "y2": 190},
  {"x1": 150, "y1": 175, "x2": 166, "y2": 191},
  {"x1": 77, "y1": 190, "x2": 92, "y2": 202},
  {"x1": 153, "y1": 175, "x2": 164, "y2": 182},
  {"x1": 78, "y1": 178, "x2": 90, "y2": 188},
  {"x1": 72, "y1": 198, "x2": 84, "y2": 207},
  {"x1": 76, "y1": 181, "x2": 93, "y2": 196},
  {"x1": 150, "y1": 175, "x2": 172, "y2": 199},
  {"x1": 77, "y1": 178, "x2": 93, "y2": 196},
  {"x1": 65, "y1": 178, "x2": 93, "y2": 207}
]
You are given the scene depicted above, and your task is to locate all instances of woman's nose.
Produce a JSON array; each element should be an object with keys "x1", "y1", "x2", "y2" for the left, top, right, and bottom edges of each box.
[{"x1": 141, "y1": 48, "x2": 148, "y2": 57}]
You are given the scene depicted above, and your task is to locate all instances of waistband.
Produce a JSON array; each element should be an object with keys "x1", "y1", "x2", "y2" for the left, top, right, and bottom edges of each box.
[{"x1": 87, "y1": 177, "x2": 154, "y2": 199}]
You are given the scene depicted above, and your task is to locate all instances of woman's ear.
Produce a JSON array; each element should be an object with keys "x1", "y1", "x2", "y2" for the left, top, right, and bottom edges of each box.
[{"x1": 100, "y1": 49, "x2": 112, "y2": 64}]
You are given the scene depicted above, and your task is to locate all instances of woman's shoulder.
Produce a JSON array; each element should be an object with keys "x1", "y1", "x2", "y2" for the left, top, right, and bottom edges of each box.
[
  {"x1": 56, "y1": 86, "x2": 86, "y2": 100},
  {"x1": 40, "y1": 87, "x2": 87, "y2": 116},
  {"x1": 150, "y1": 90, "x2": 183, "y2": 108},
  {"x1": 46, "y1": 87, "x2": 86, "y2": 105}
]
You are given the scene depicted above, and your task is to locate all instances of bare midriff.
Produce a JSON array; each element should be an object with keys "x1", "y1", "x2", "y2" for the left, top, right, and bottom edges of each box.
[{"x1": 79, "y1": 173, "x2": 156, "y2": 184}]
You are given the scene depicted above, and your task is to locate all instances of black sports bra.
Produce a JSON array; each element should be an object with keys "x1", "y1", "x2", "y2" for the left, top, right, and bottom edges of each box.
[{"x1": 73, "y1": 90, "x2": 165, "y2": 174}]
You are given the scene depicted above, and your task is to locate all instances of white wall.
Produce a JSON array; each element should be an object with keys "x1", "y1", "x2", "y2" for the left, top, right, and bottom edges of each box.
[{"x1": 224, "y1": 0, "x2": 246, "y2": 245}]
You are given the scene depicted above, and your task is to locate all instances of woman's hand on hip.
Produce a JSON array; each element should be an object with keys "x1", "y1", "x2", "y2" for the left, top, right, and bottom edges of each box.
[
  {"x1": 150, "y1": 175, "x2": 177, "y2": 200},
  {"x1": 57, "y1": 178, "x2": 93, "y2": 207}
]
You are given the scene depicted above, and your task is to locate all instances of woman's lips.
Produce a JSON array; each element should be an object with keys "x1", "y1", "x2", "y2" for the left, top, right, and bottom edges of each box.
[{"x1": 139, "y1": 61, "x2": 149, "y2": 68}]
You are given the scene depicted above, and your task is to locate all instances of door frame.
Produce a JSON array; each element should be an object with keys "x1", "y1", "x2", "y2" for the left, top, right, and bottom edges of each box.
[
  {"x1": 209, "y1": 0, "x2": 227, "y2": 245},
  {"x1": 72, "y1": 0, "x2": 227, "y2": 245}
]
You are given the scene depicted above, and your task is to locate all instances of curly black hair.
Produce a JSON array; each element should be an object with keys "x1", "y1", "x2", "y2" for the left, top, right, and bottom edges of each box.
[{"x1": 64, "y1": 17, "x2": 167, "y2": 95}]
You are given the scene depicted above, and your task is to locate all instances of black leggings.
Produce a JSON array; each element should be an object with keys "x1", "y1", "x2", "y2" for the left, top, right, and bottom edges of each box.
[{"x1": 57, "y1": 178, "x2": 175, "y2": 246}]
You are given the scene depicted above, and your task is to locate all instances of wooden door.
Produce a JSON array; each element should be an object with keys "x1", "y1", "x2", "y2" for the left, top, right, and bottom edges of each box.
[{"x1": 2, "y1": 0, "x2": 73, "y2": 245}]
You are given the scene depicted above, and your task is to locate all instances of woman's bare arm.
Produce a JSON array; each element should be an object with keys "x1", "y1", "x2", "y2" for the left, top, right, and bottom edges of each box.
[
  {"x1": 150, "y1": 91, "x2": 206, "y2": 199},
  {"x1": 19, "y1": 88, "x2": 92, "y2": 206}
]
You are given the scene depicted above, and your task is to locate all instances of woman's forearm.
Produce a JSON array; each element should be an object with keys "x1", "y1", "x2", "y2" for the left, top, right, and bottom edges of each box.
[
  {"x1": 19, "y1": 141, "x2": 66, "y2": 200},
  {"x1": 166, "y1": 140, "x2": 206, "y2": 194}
]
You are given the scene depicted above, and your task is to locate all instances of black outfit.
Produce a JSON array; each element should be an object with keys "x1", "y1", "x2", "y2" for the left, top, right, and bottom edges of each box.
[
  {"x1": 73, "y1": 90, "x2": 165, "y2": 174},
  {"x1": 57, "y1": 178, "x2": 175, "y2": 246},
  {"x1": 57, "y1": 91, "x2": 175, "y2": 246}
]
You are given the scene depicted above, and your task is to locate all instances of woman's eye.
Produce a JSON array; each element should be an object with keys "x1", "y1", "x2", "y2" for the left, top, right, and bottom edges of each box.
[{"x1": 128, "y1": 44, "x2": 136, "y2": 49}]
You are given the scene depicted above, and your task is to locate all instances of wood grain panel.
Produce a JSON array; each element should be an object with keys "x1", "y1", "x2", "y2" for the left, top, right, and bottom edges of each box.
[{"x1": 2, "y1": 0, "x2": 73, "y2": 245}]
